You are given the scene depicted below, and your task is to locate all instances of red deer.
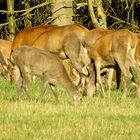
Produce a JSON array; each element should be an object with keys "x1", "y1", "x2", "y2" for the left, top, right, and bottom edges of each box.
[
  {"x1": 32, "y1": 24, "x2": 90, "y2": 68},
  {"x1": 11, "y1": 24, "x2": 90, "y2": 76},
  {"x1": 134, "y1": 34, "x2": 140, "y2": 97},
  {"x1": 0, "y1": 39, "x2": 12, "y2": 79},
  {"x1": 9, "y1": 45, "x2": 82, "y2": 103},
  {"x1": 87, "y1": 29, "x2": 138, "y2": 97},
  {"x1": 63, "y1": 33, "x2": 95, "y2": 97},
  {"x1": 62, "y1": 32, "x2": 91, "y2": 75},
  {"x1": 83, "y1": 28, "x2": 113, "y2": 48},
  {"x1": 10, "y1": 25, "x2": 59, "y2": 83},
  {"x1": 83, "y1": 28, "x2": 116, "y2": 93},
  {"x1": 31, "y1": 24, "x2": 95, "y2": 96},
  {"x1": 11, "y1": 24, "x2": 94, "y2": 97},
  {"x1": 11, "y1": 24, "x2": 58, "y2": 52}
]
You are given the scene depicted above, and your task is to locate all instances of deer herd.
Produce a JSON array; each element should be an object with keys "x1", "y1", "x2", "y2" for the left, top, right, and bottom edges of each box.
[{"x1": 0, "y1": 24, "x2": 140, "y2": 104}]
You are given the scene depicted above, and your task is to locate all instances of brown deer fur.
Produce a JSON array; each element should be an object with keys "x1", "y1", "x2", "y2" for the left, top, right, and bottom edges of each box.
[
  {"x1": 10, "y1": 45, "x2": 82, "y2": 102},
  {"x1": 11, "y1": 25, "x2": 58, "y2": 52},
  {"x1": 0, "y1": 39, "x2": 12, "y2": 79},
  {"x1": 87, "y1": 29, "x2": 138, "y2": 97},
  {"x1": 83, "y1": 28, "x2": 115, "y2": 93}
]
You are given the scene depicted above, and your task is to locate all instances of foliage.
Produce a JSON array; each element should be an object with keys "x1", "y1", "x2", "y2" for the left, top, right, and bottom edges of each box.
[
  {"x1": 0, "y1": 0, "x2": 52, "y2": 38},
  {"x1": 107, "y1": 0, "x2": 140, "y2": 31},
  {"x1": 0, "y1": 0, "x2": 140, "y2": 38},
  {"x1": 74, "y1": 0, "x2": 140, "y2": 31},
  {"x1": 73, "y1": 0, "x2": 92, "y2": 29}
]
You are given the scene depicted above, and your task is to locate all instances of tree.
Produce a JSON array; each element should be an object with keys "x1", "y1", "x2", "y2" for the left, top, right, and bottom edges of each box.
[
  {"x1": 88, "y1": 0, "x2": 107, "y2": 28},
  {"x1": 7, "y1": 0, "x2": 15, "y2": 40},
  {"x1": 51, "y1": 0, "x2": 74, "y2": 25},
  {"x1": 23, "y1": 0, "x2": 32, "y2": 28}
]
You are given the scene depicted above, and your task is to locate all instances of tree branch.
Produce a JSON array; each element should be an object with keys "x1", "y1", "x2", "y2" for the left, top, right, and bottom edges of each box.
[
  {"x1": 0, "y1": 1, "x2": 51, "y2": 14},
  {"x1": 109, "y1": 15, "x2": 140, "y2": 29},
  {"x1": 87, "y1": 0, "x2": 100, "y2": 28}
]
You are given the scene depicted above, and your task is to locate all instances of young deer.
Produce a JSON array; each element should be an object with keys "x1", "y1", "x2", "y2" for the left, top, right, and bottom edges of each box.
[{"x1": 9, "y1": 45, "x2": 82, "y2": 103}]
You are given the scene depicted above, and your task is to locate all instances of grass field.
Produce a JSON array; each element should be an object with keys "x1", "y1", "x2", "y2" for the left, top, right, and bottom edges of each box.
[{"x1": 0, "y1": 77, "x2": 140, "y2": 140}]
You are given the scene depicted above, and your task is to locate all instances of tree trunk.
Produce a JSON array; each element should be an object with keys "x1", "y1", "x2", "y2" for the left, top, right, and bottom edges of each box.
[
  {"x1": 51, "y1": 0, "x2": 74, "y2": 25},
  {"x1": 97, "y1": 0, "x2": 107, "y2": 28},
  {"x1": 88, "y1": 0, "x2": 100, "y2": 28},
  {"x1": 24, "y1": 0, "x2": 32, "y2": 28},
  {"x1": 131, "y1": 0, "x2": 135, "y2": 29},
  {"x1": 7, "y1": 0, "x2": 15, "y2": 40},
  {"x1": 88, "y1": 0, "x2": 107, "y2": 28}
]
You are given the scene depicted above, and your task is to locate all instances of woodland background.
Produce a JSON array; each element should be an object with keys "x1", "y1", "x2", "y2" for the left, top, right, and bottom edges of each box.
[{"x1": 0, "y1": 0, "x2": 140, "y2": 40}]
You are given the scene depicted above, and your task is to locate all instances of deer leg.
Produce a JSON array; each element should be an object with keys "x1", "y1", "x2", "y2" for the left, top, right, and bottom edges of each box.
[
  {"x1": 136, "y1": 80, "x2": 140, "y2": 97},
  {"x1": 17, "y1": 66, "x2": 31, "y2": 100},
  {"x1": 16, "y1": 76, "x2": 23, "y2": 100},
  {"x1": 132, "y1": 62, "x2": 140, "y2": 97},
  {"x1": 121, "y1": 69, "x2": 131, "y2": 97},
  {"x1": 115, "y1": 59, "x2": 132, "y2": 97},
  {"x1": 94, "y1": 60, "x2": 105, "y2": 97},
  {"x1": 115, "y1": 63, "x2": 121, "y2": 90},
  {"x1": 36, "y1": 80, "x2": 48, "y2": 101},
  {"x1": 85, "y1": 63, "x2": 95, "y2": 97},
  {"x1": 49, "y1": 84, "x2": 59, "y2": 103},
  {"x1": 107, "y1": 68, "x2": 114, "y2": 97},
  {"x1": 22, "y1": 76, "x2": 31, "y2": 100}
]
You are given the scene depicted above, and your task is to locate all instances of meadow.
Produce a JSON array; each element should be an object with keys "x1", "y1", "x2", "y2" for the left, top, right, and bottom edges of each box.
[{"x1": 0, "y1": 76, "x2": 140, "y2": 140}]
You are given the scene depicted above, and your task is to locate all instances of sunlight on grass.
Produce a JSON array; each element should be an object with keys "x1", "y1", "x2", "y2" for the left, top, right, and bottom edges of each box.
[{"x1": 0, "y1": 76, "x2": 140, "y2": 140}]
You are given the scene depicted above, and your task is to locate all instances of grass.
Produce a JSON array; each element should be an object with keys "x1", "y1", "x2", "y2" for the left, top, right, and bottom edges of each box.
[{"x1": 0, "y1": 77, "x2": 140, "y2": 140}]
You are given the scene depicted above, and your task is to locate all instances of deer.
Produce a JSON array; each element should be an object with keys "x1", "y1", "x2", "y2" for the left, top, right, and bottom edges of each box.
[
  {"x1": 134, "y1": 34, "x2": 140, "y2": 97},
  {"x1": 9, "y1": 45, "x2": 83, "y2": 104},
  {"x1": 11, "y1": 25, "x2": 86, "y2": 78},
  {"x1": 30, "y1": 24, "x2": 95, "y2": 97},
  {"x1": 32, "y1": 24, "x2": 90, "y2": 67},
  {"x1": 11, "y1": 24, "x2": 59, "y2": 52},
  {"x1": 86, "y1": 29, "x2": 138, "y2": 97},
  {"x1": 83, "y1": 28, "x2": 113, "y2": 48},
  {"x1": 11, "y1": 24, "x2": 95, "y2": 97},
  {"x1": 0, "y1": 39, "x2": 12, "y2": 80},
  {"x1": 11, "y1": 24, "x2": 90, "y2": 72},
  {"x1": 82, "y1": 28, "x2": 116, "y2": 93},
  {"x1": 63, "y1": 33, "x2": 95, "y2": 97}
]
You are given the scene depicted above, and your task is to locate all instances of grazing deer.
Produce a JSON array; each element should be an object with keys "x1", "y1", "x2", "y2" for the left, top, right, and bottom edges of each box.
[
  {"x1": 31, "y1": 24, "x2": 95, "y2": 97},
  {"x1": 9, "y1": 45, "x2": 82, "y2": 103},
  {"x1": 87, "y1": 29, "x2": 138, "y2": 97},
  {"x1": 0, "y1": 39, "x2": 12, "y2": 80},
  {"x1": 63, "y1": 33, "x2": 95, "y2": 97},
  {"x1": 83, "y1": 28, "x2": 116, "y2": 93},
  {"x1": 32, "y1": 24, "x2": 90, "y2": 72},
  {"x1": 11, "y1": 24, "x2": 95, "y2": 97},
  {"x1": 11, "y1": 24, "x2": 90, "y2": 75}
]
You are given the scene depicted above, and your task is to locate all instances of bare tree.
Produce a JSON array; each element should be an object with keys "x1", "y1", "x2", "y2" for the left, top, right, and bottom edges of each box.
[
  {"x1": 23, "y1": 0, "x2": 32, "y2": 28},
  {"x1": 88, "y1": 0, "x2": 107, "y2": 28},
  {"x1": 7, "y1": 0, "x2": 15, "y2": 40},
  {"x1": 51, "y1": 0, "x2": 74, "y2": 25}
]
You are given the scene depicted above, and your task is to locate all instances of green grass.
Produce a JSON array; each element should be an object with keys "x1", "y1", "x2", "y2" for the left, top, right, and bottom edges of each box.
[{"x1": 0, "y1": 77, "x2": 140, "y2": 140}]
